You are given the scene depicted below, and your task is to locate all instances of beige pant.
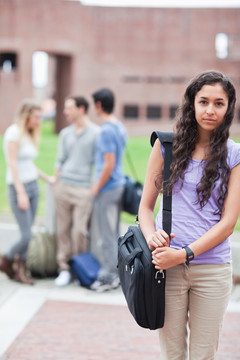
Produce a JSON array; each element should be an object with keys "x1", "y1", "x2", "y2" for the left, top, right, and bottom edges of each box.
[
  {"x1": 159, "y1": 263, "x2": 232, "y2": 360},
  {"x1": 54, "y1": 182, "x2": 93, "y2": 272}
]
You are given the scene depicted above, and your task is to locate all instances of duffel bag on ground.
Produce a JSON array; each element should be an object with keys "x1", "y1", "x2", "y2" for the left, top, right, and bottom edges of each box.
[{"x1": 68, "y1": 252, "x2": 101, "y2": 287}]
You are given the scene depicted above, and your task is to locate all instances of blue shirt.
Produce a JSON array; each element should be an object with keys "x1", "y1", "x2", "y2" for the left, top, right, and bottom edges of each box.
[{"x1": 95, "y1": 120, "x2": 127, "y2": 192}]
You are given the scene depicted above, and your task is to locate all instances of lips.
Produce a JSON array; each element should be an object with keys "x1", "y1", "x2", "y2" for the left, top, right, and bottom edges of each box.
[{"x1": 203, "y1": 118, "x2": 216, "y2": 123}]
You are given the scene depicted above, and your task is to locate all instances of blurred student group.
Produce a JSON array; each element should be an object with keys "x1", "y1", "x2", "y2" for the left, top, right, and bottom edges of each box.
[{"x1": 0, "y1": 89, "x2": 132, "y2": 293}]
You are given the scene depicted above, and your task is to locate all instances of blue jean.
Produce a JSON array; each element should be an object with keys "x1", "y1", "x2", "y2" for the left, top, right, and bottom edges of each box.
[
  {"x1": 91, "y1": 185, "x2": 124, "y2": 283},
  {"x1": 6, "y1": 180, "x2": 39, "y2": 260}
]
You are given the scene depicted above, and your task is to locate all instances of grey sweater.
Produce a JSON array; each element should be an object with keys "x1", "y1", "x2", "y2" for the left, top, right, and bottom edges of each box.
[{"x1": 55, "y1": 123, "x2": 100, "y2": 187}]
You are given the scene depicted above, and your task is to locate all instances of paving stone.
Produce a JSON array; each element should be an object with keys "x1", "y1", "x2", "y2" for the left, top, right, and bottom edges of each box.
[{"x1": 2, "y1": 300, "x2": 240, "y2": 360}]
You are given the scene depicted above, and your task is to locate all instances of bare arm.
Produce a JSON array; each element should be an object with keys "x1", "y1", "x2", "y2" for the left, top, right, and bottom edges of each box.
[
  {"x1": 37, "y1": 169, "x2": 56, "y2": 184},
  {"x1": 7, "y1": 141, "x2": 29, "y2": 210},
  {"x1": 92, "y1": 152, "x2": 115, "y2": 195},
  {"x1": 152, "y1": 162, "x2": 240, "y2": 270},
  {"x1": 138, "y1": 139, "x2": 175, "y2": 249}
]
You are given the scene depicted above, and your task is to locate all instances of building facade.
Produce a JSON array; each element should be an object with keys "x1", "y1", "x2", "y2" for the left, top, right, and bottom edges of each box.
[{"x1": 0, "y1": 0, "x2": 240, "y2": 135}]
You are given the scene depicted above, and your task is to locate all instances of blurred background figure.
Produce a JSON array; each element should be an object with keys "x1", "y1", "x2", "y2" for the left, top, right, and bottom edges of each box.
[
  {"x1": 90, "y1": 88, "x2": 127, "y2": 292},
  {"x1": 0, "y1": 99, "x2": 54, "y2": 285},
  {"x1": 54, "y1": 96, "x2": 99, "y2": 287}
]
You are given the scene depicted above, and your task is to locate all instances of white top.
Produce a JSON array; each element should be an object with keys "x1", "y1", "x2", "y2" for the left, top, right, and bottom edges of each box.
[{"x1": 3, "y1": 124, "x2": 38, "y2": 185}]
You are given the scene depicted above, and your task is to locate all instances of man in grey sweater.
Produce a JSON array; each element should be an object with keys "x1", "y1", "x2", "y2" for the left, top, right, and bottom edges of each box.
[{"x1": 54, "y1": 96, "x2": 99, "y2": 286}]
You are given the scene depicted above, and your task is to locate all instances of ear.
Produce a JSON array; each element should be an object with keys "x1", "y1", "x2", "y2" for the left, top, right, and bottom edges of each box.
[
  {"x1": 95, "y1": 101, "x2": 102, "y2": 110},
  {"x1": 78, "y1": 105, "x2": 85, "y2": 115}
]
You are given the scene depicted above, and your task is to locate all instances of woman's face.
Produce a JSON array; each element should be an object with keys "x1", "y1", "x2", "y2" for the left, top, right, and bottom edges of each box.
[
  {"x1": 194, "y1": 83, "x2": 229, "y2": 134},
  {"x1": 27, "y1": 109, "x2": 41, "y2": 130}
]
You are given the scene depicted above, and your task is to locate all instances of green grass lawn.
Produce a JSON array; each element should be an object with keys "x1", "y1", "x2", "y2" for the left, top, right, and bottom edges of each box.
[{"x1": 0, "y1": 121, "x2": 240, "y2": 230}]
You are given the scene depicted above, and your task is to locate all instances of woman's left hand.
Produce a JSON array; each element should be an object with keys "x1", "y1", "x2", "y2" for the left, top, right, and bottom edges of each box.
[
  {"x1": 152, "y1": 247, "x2": 185, "y2": 270},
  {"x1": 17, "y1": 192, "x2": 30, "y2": 211}
]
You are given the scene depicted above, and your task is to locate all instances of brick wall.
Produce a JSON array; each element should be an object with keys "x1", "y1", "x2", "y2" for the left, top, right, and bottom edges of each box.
[{"x1": 0, "y1": 0, "x2": 239, "y2": 134}]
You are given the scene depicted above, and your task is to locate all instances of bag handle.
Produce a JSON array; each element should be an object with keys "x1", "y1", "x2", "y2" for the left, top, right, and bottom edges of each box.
[
  {"x1": 150, "y1": 131, "x2": 173, "y2": 238},
  {"x1": 119, "y1": 230, "x2": 143, "y2": 264}
]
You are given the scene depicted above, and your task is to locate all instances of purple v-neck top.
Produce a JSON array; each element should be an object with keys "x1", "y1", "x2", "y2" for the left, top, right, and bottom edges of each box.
[{"x1": 155, "y1": 139, "x2": 240, "y2": 264}]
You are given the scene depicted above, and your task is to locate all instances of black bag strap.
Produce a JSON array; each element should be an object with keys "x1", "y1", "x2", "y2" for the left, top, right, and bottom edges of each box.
[{"x1": 150, "y1": 131, "x2": 173, "y2": 237}]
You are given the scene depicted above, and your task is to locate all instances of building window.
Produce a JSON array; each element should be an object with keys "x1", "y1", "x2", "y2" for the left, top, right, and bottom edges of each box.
[
  {"x1": 147, "y1": 105, "x2": 162, "y2": 119},
  {"x1": 0, "y1": 52, "x2": 17, "y2": 73},
  {"x1": 169, "y1": 105, "x2": 178, "y2": 119},
  {"x1": 124, "y1": 105, "x2": 139, "y2": 119},
  {"x1": 32, "y1": 51, "x2": 48, "y2": 88},
  {"x1": 215, "y1": 33, "x2": 228, "y2": 59}
]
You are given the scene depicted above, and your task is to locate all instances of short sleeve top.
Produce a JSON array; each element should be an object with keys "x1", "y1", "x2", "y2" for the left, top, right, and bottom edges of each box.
[
  {"x1": 155, "y1": 138, "x2": 240, "y2": 264},
  {"x1": 94, "y1": 120, "x2": 127, "y2": 192},
  {"x1": 3, "y1": 124, "x2": 38, "y2": 184}
]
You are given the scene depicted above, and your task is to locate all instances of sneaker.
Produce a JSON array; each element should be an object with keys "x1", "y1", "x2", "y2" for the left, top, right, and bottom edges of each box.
[
  {"x1": 90, "y1": 277, "x2": 120, "y2": 293},
  {"x1": 74, "y1": 278, "x2": 81, "y2": 286},
  {"x1": 54, "y1": 270, "x2": 72, "y2": 287}
]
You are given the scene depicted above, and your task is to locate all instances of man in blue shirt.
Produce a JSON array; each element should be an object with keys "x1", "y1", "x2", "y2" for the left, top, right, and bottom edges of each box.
[{"x1": 91, "y1": 88, "x2": 127, "y2": 292}]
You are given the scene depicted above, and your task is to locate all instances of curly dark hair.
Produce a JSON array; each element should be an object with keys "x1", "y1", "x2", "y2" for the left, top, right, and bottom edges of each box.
[{"x1": 166, "y1": 70, "x2": 236, "y2": 212}]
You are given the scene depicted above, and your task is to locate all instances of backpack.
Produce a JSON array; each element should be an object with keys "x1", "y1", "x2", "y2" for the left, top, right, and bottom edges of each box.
[
  {"x1": 123, "y1": 176, "x2": 143, "y2": 215},
  {"x1": 26, "y1": 231, "x2": 58, "y2": 278}
]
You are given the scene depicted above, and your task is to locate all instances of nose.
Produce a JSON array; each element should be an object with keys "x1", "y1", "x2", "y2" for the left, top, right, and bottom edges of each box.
[{"x1": 206, "y1": 104, "x2": 214, "y2": 115}]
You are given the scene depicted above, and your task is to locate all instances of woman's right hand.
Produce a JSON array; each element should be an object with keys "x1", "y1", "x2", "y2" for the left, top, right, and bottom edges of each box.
[
  {"x1": 47, "y1": 176, "x2": 57, "y2": 185},
  {"x1": 147, "y1": 229, "x2": 175, "y2": 251},
  {"x1": 17, "y1": 192, "x2": 30, "y2": 211}
]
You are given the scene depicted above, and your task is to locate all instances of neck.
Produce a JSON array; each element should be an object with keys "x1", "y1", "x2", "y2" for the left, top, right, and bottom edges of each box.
[
  {"x1": 193, "y1": 137, "x2": 211, "y2": 161},
  {"x1": 74, "y1": 115, "x2": 89, "y2": 133},
  {"x1": 197, "y1": 139, "x2": 210, "y2": 149},
  {"x1": 191, "y1": 127, "x2": 212, "y2": 160},
  {"x1": 197, "y1": 126, "x2": 212, "y2": 145},
  {"x1": 101, "y1": 113, "x2": 116, "y2": 124}
]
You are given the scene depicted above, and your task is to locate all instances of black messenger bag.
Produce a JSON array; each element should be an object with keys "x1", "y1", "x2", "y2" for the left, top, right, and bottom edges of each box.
[{"x1": 118, "y1": 131, "x2": 173, "y2": 330}]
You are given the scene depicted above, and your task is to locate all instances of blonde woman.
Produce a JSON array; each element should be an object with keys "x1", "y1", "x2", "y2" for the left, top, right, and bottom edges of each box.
[{"x1": 0, "y1": 99, "x2": 54, "y2": 284}]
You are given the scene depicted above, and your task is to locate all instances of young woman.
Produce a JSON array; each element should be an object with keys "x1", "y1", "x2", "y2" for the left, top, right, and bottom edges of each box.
[
  {"x1": 0, "y1": 99, "x2": 54, "y2": 285},
  {"x1": 138, "y1": 70, "x2": 240, "y2": 359}
]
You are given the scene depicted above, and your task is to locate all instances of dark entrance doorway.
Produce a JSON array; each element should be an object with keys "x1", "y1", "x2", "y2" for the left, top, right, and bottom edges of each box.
[{"x1": 55, "y1": 55, "x2": 72, "y2": 133}]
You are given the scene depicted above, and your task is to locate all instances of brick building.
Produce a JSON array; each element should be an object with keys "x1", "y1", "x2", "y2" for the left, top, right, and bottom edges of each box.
[{"x1": 0, "y1": 0, "x2": 240, "y2": 135}]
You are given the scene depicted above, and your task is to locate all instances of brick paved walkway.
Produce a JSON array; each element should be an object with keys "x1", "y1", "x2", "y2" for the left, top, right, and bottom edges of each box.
[{"x1": 2, "y1": 300, "x2": 240, "y2": 360}]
